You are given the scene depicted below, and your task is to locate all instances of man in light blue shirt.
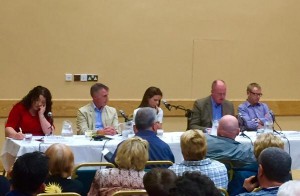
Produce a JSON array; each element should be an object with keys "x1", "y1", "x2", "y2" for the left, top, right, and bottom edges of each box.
[{"x1": 238, "y1": 83, "x2": 272, "y2": 131}]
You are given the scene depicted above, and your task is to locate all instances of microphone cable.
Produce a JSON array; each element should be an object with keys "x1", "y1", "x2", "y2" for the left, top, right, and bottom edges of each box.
[
  {"x1": 274, "y1": 119, "x2": 290, "y2": 155},
  {"x1": 240, "y1": 131, "x2": 253, "y2": 146}
]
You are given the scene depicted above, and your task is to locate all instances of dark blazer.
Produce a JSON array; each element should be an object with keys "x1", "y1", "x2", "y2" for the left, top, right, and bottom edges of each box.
[{"x1": 188, "y1": 96, "x2": 234, "y2": 131}]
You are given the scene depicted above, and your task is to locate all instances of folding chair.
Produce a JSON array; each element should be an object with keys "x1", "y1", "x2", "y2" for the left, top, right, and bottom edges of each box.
[
  {"x1": 37, "y1": 193, "x2": 81, "y2": 196},
  {"x1": 145, "y1": 160, "x2": 174, "y2": 171},
  {"x1": 218, "y1": 188, "x2": 229, "y2": 196},
  {"x1": 112, "y1": 189, "x2": 147, "y2": 196},
  {"x1": 71, "y1": 162, "x2": 116, "y2": 196}
]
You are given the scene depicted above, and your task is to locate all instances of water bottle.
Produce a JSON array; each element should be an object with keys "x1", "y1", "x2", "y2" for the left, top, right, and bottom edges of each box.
[
  {"x1": 264, "y1": 120, "x2": 273, "y2": 133},
  {"x1": 210, "y1": 120, "x2": 219, "y2": 136},
  {"x1": 61, "y1": 120, "x2": 73, "y2": 137}
]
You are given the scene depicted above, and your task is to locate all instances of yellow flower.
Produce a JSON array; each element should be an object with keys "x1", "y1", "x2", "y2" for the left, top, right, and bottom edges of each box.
[{"x1": 45, "y1": 182, "x2": 62, "y2": 193}]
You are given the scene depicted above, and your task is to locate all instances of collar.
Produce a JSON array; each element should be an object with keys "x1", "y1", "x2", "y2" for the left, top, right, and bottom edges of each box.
[
  {"x1": 245, "y1": 100, "x2": 261, "y2": 107},
  {"x1": 92, "y1": 102, "x2": 103, "y2": 111},
  {"x1": 210, "y1": 96, "x2": 221, "y2": 107},
  {"x1": 135, "y1": 130, "x2": 156, "y2": 136},
  {"x1": 182, "y1": 158, "x2": 212, "y2": 166}
]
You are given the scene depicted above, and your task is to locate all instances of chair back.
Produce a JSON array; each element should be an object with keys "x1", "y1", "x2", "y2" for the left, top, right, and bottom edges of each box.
[
  {"x1": 37, "y1": 193, "x2": 81, "y2": 196},
  {"x1": 218, "y1": 188, "x2": 229, "y2": 196},
  {"x1": 112, "y1": 189, "x2": 147, "y2": 196},
  {"x1": 144, "y1": 160, "x2": 173, "y2": 171},
  {"x1": 71, "y1": 162, "x2": 116, "y2": 196}
]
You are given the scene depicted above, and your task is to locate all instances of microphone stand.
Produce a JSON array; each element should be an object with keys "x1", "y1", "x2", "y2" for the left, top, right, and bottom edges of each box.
[{"x1": 165, "y1": 104, "x2": 193, "y2": 130}]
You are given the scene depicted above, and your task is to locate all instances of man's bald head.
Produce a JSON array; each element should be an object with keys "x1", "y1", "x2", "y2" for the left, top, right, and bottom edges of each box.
[{"x1": 217, "y1": 115, "x2": 240, "y2": 139}]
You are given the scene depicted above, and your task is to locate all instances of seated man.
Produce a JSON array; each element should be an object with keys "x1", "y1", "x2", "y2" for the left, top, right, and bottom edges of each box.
[
  {"x1": 239, "y1": 147, "x2": 291, "y2": 195},
  {"x1": 169, "y1": 129, "x2": 228, "y2": 189},
  {"x1": 111, "y1": 107, "x2": 175, "y2": 167},
  {"x1": 143, "y1": 168, "x2": 177, "y2": 196},
  {"x1": 189, "y1": 80, "x2": 234, "y2": 131},
  {"x1": 7, "y1": 151, "x2": 49, "y2": 196},
  {"x1": 169, "y1": 171, "x2": 220, "y2": 196},
  {"x1": 206, "y1": 115, "x2": 256, "y2": 167},
  {"x1": 238, "y1": 83, "x2": 272, "y2": 131},
  {"x1": 76, "y1": 83, "x2": 118, "y2": 135}
]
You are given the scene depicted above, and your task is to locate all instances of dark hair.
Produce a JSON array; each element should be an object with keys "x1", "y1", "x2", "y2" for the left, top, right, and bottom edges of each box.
[
  {"x1": 143, "y1": 168, "x2": 177, "y2": 196},
  {"x1": 135, "y1": 107, "x2": 156, "y2": 130},
  {"x1": 258, "y1": 147, "x2": 291, "y2": 183},
  {"x1": 169, "y1": 171, "x2": 220, "y2": 196},
  {"x1": 138, "y1": 87, "x2": 163, "y2": 108},
  {"x1": 21, "y1": 86, "x2": 52, "y2": 116},
  {"x1": 11, "y1": 151, "x2": 49, "y2": 194},
  {"x1": 90, "y1": 83, "x2": 109, "y2": 97}
]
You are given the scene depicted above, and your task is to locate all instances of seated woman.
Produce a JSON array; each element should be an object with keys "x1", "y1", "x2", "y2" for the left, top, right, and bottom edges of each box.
[
  {"x1": 88, "y1": 137, "x2": 149, "y2": 196},
  {"x1": 45, "y1": 143, "x2": 83, "y2": 195},
  {"x1": 133, "y1": 86, "x2": 163, "y2": 129},
  {"x1": 5, "y1": 85, "x2": 54, "y2": 139}
]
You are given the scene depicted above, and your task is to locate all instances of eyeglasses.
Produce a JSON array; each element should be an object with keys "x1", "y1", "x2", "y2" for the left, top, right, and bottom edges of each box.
[{"x1": 249, "y1": 91, "x2": 263, "y2": 97}]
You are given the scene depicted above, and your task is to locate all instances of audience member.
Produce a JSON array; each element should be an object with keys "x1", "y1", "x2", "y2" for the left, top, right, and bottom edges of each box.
[
  {"x1": 5, "y1": 86, "x2": 54, "y2": 139},
  {"x1": 88, "y1": 137, "x2": 149, "y2": 196},
  {"x1": 7, "y1": 151, "x2": 49, "y2": 196},
  {"x1": 45, "y1": 143, "x2": 83, "y2": 195},
  {"x1": 229, "y1": 133, "x2": 284, "y2": 195},
  {"x1": 239, "y1": 147, "x2": 291, "y2": 195},
  {"x1": 0, "y1": 175, "x2": 10, "y2": 196},
  {"x1": 111, "y1": 107, "x2": 174, "y2": 167},
  {"x1": 277, "y1": 180, "x2": 300, "y2": 196},
  {"x1": 133, "y1": 86, "x2": 164, "y2": 129},
  {"x1": 253, "y1": 133, "x2": 284, "y2": 159},
  {"x1": 189, "y1": 80, "x2": 234, "y2": 131},
  {"x1": 238, "y1": 83, "x2": 272, "y2": 131},
  {"x1": 169, "y1": 171, "x2": 220, "y2": 196},
  {"x1": 143, "y1": 168, "x2": 177, "y2": 196},
  {"x1": 169, "y1": 129, "x2": 228, "y2": 189},
  {"x1": 206, "y1": 115, "x2": 256, "y2": 167},
  {"x1": 77, "y1": 83, "x2": 118, "y2": 135}
]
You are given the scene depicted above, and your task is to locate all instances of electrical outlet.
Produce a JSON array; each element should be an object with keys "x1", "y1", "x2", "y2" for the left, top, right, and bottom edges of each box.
[
  {"x1": 65, "y1": 73, "x2": 73, "y2": 81},
  {"x1": 87, "y1": 74, "x2": 98, "y2": 81},
  {"x1": 80, "y1": 74, "x2": 88, "y2": 82}
]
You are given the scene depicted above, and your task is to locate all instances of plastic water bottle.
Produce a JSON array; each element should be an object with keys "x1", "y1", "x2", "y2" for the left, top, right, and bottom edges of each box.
[
  {"x1": 210, "y1": 120, "x2": 219, "y2": 136},
  {"x1": 264, "y1": 121, "x2": 273, "y2": 133}
]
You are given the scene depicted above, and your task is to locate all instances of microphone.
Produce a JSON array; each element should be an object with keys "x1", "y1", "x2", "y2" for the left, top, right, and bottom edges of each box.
[
  {"x1": 269, "y1": 110, "x2": 283, "y2": 135},
  {"x1": 47, "y1": 112, "x2": 54, "y2": 134},
  {"x1": 238, "y1": 113, "x2": 246, "y2": 133},
  {"x1": 238, "y1": 113, "x2": 253, "y2": 145},
  {"x1": 119, "y1": 110, "x2": 130, "y2": 122},
  {"x1": 162, "y1": 100, "x2": 171, "y2": 111}
]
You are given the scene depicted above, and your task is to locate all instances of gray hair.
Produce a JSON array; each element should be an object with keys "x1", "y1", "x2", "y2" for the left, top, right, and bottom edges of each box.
[{"x1": 135, "y1": 107, "x2": 157, "y2": 130}]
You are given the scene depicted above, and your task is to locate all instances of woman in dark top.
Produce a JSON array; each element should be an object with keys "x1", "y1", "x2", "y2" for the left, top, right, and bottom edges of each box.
[{"x1": 45, "y1": 143, "x2": 83, "y2": 195}]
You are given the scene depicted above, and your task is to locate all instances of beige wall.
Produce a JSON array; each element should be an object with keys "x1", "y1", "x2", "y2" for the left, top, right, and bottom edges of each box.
[{"x1": 1, "y1": 1, "x2": 300, "y2": 168}]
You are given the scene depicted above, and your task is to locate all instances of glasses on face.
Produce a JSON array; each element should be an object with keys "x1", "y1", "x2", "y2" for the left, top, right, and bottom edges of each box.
[{"x1": 250, "y1": 91, "x2": 263, "y2": 97}]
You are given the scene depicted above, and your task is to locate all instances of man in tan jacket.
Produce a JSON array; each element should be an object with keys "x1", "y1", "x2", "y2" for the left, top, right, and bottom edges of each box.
[{"x1": 77, "y1": 83, "x2": 118, "y2": 135}]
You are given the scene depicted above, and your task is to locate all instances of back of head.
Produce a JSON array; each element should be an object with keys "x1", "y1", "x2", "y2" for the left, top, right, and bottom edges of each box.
[
  {"x1": 143, "y1": 168, "x2": 177, "y2": 196},
  {"x1": 277, "y1": 180, "x2": 300, "y2": 196},
  {"x1": 217, "y1": 115, "x2": 239, "y2": 139},
  {"x1": 254, "y1": 133, "x2": 284, "y2": 159},
  {"x1": 11, "y1": 151, "x2": 49, "y2": 194},
  {"x1": 45, "y1": 143, "x2": 74, "y2": 178},
  {"x1": 139, "y1": 86, "x2": 163, "y2": 107},
  {"x1": 135, "y1": 107, "x2": 157, "y2": 130},
  {"x1": 115, "y1": 137, "x2": 149, "y2": 171},
  {"x1": 169, "y1": 171, "x2": 220, "y2": 196},
  {"x1": 181, "y1": 129, "x2": 206, "y2": 161},
  {"x1": 258, "y1": 147, "x2": 291, "y2": 183},
  {"x1": 90, "y1": 83, "x2": 109, "y2": 97}
]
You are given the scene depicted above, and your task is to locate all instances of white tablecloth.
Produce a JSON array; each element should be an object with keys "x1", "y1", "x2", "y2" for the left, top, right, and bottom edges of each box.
[{"x1": 1, "y1": 131, "x2": 300, "y2": 171}]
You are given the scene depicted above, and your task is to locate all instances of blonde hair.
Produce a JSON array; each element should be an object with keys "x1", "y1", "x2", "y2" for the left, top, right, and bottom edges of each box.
[
  {"x1": 181, "y1": 129, "x2": 206, "y2": 161},
  {"x1": 254, "y1": 133, "x2": 284, "y2": 159},
  {"x1": 45, "y1": 143, "x2": 74, "y2": 178},
  {"x1": 115, "y1": 137, "x2": 149, "y2": 171}
]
